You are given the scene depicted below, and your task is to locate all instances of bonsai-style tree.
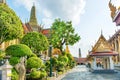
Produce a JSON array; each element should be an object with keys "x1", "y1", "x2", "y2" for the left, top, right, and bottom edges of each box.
[
  {"x1": 27, "y1": 57, "x2": 43, "y2": 69},
  {"x1": 50, "y1": 18, "x2": 80, "y2": 51},
  {"x1": 0, "y1": 4, "x2": 23, "y2": 44},
  {"x1": 27, "y1": 57, "x2": 47, "y2": 80},
  {"x1": 5, "y1": 44, "x2": 33, "y2": 58},
  {"x1": 21, "y1": 32, "x2": 49, "y2": 55}
]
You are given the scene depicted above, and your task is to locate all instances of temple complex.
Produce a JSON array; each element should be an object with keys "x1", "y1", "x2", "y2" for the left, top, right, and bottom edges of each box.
[
  {"x1": 24, "y1": 4, "x2": 43, "y2": 32},
  {"x1": 108, "y1": 0, "x2": 120, "y2": 65},
  {"x1": 89, "y1": 33, "x2": 118, "y2": 71},
  {"x1": 108, "y1": 30, "x2": 120, "y2": 64},
  {"x1": 0, "y1": 3, "x2": 50, "y2": 50},
  {"x1": 23, "y1": 4, "x2": 51, "y2": 38}
]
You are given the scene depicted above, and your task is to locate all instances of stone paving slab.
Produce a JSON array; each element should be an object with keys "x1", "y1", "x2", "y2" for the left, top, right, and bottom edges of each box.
[{"x1": 61, "y1": 65, "x2": 120, "y2": 80}]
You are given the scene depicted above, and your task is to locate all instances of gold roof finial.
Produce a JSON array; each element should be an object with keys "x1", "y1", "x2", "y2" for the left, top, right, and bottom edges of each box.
[{"x1": 109, "y1": 0, "x2": 116, "y2": 19}]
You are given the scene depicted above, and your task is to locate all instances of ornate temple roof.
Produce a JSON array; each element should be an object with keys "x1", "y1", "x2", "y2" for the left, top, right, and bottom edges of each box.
[
  {"x1": 23, "y1": 4, "x2": 50, "y2": 37},
  {"x1": 108, "y1": 29, "x2": 120, "y2": 42},
  {"x1": 89, "y1": 34, "x2": 118, "y2": 56},
  {"x1": 92, "y1": 34, "x2": 112, "y2": 52},
  {"x1": 24, "y1": 4, "x2": 43, "y2": 32},
  {"x1": 109, "y1": 0, "x2": 120, "y2": 26}
]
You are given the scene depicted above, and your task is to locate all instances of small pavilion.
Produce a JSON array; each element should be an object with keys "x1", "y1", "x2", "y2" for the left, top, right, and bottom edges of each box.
[{"x1": 89, "y1": 34, "x2": 118, "y2": 72}]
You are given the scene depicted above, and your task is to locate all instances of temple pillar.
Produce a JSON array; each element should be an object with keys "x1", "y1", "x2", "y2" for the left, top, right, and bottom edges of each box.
[
  {"x1": 114, "y1": 39, "x2": 118, "y2": 64},
  {"x1": 109, "y1": 56, "x2": 114, "y2": 69},
  {"x1": 93, "y1": 57, "x2": 97, "y2": 70},
  {"x1": 117, "y1": 36, "x2": 120, "y2": 63},
  {"x1": 106, "y1": 57, "x2": 110, "y2": 69}
]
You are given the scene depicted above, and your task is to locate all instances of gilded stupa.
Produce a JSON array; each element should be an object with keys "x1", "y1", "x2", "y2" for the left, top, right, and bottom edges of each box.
[{"x1": 24, "y1": 3, "x2": 42, "y2": 32}]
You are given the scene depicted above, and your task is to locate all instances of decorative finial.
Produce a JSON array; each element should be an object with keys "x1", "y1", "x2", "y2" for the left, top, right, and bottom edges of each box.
[
  {"x1": 33, "y1": 2, "x2": 35, "y2": 6},
  {"x1": 109, "y1": 0, "x2": 116, "y2": 19},
  {"x1": 101, "y1": 29, "x2": 103, "y2": 35}
]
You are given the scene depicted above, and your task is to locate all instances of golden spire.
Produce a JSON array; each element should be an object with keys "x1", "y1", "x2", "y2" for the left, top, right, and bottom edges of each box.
[
  {"x1": 29, "y1": 3, "x2": 38, "y2": 26},
  {"x1": 108, "y1": 0, "x2": 116, "y2": 19},
  {"x1": 65, "y1": 45, "x2": 70, "y2": 53}
]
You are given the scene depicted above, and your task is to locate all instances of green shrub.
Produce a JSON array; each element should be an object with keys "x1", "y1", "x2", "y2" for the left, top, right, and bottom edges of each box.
[
  {"x1": 5, "y1": 44, "x2": 33, "y2": 57},
  {"x1": 30, "y1": 68, "x2": 41, "y2": 79},
  {"x1": 40, "y1": 71, "x2": 47, "y2": 79},
  {"x1": 58, "y1": 55, "x2": 68, "y2": 66},
  {"x1": 27, "y1": 57, "x2": 43, "y2": 69},
  {"x1": 0, "y1": 4, "x2": 23, "y2": 44},
  {"x1": 45, "y1": 60, "x2": 50, "y2": 72},
  {"x1": 21, "y1": 32, "x2": 49, "y2": 54},
  {"x1": 9, "y1": 57, "x2": 20, "y2": 66},
  {"x1": 11, "y1": 68, "x2": 19, "y2": 80}
]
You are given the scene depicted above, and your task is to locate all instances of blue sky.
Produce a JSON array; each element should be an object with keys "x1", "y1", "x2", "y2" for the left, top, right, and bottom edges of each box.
[{"x1": 7, "y1": 0, "x2": 120, "y2": 57}]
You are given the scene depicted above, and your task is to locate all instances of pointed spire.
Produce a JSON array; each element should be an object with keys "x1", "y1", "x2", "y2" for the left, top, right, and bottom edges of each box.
[
  {"x1": 29, "y1": 3, "x2": 38, "y2": 26},
  {"x1": 79, "y1": 48, "x2": 81, "y2": 58},
  {"x1": 101, "y1": 29, "x2": 103, "y2": 36},
  {"x1": 65, "y1": 45, "x2": 70, "y2": 53}
]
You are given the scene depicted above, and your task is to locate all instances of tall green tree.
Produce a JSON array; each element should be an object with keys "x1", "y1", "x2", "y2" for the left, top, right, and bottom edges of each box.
[
  {"x1": 21, "y1": 32, "x2": 49, "y2": 55},
  {"x1": 0, "y1": 4, "x2": 23, "y2": 44},
  {"x1": 50, "y1": 19, "x2": 80, "y2": 51}
]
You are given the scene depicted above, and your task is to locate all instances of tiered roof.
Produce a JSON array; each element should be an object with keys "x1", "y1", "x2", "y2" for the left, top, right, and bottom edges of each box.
[
  {"x1": 89, "y1": 34, "x2": 118, "y2": 56},
  {"x1": 23, "y1": 4, "x2": 50, "y2": 37}
]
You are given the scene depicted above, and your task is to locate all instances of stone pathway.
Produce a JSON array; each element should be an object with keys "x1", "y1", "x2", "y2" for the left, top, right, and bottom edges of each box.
[{"x1": 61, "y1": 65, "x2": 120, "y2": 80}]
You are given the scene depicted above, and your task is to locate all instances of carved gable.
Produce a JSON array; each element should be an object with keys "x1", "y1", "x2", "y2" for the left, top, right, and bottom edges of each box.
[{"x1": 92, "y1": 34, "x2": 112, "y2": 52}]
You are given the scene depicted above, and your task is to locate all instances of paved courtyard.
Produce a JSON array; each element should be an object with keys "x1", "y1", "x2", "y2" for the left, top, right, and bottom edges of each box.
[{"x1": 61, "y1": 65, "x2": 120, "y2": 80}]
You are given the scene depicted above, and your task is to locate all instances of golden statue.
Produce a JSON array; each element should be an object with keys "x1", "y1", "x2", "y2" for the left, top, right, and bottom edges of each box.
[{"x1": 109, "y1": 0, "x2": 116, "y2": 19}]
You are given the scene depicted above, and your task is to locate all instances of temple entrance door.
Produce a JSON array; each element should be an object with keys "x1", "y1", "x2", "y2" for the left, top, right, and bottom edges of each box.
[{"x1": 103, "y1": 57, "x2": 110, "y2": 69}]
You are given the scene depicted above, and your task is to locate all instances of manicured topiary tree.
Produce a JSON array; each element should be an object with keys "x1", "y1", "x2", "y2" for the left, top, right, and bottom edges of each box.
[
  {"x1": 0, "y1": 4, "x2": 23, "y2": 44},
  {"x1": 27, "y1": 57, "x2": 43, "y2": 69},
  {"x1": 29, "y1": 68, "x2": 41, "y2": 79},
  {"x1": 21, "y1": 32, "x2": 49, "y2": 55},
  {"x1": 5, "y1": 44, "x2": 33, "y2": 58}
]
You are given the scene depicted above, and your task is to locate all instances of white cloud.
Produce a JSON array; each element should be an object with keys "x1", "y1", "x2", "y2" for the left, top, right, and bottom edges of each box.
[
  {"x1": 42, "y1": 18, "x2": 53, "y2": 28},
  {"x1": 43, "y1": 9, "x2": 52, "y2": 18},
  {"x1": 14, "y1": 0, "x2": 35, "y2": 11},
  {"x1": 13, "y1": 0, "x2": 86, "y2": 27}
]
